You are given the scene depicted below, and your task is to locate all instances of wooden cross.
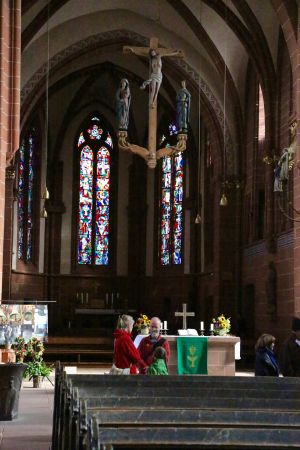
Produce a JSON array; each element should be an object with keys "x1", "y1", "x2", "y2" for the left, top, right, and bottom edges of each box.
[
  {"x1": 120, "y1": 37, "x2": 185, "y2": 168},
  {"x1": 175, "y1": 303, "x2": 195, "y2": 330}
]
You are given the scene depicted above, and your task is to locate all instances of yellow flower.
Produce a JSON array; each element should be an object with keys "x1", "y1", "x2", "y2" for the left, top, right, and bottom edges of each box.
[{"x1": 134, "y1": 313, "x2": 150, "y2": 331}]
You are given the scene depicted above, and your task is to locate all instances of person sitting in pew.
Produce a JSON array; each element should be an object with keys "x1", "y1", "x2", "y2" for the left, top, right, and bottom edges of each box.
[
  {"x1": 147, "y1": 346, "x2": 168, "y2": 375},
  {"x1": 112, "y1": 314, "x2": 147, "y2": 374},
  {"x1": 138, "y1": 316, "x2": 170, "y2": 367},
  {"x1": 254, "y1": 333, "x2": 280, "y2": 376}
]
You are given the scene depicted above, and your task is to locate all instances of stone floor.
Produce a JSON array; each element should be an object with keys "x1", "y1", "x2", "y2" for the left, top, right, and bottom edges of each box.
[{"x1": 0, "y1": 367, "x2": 254, "y2": 450}]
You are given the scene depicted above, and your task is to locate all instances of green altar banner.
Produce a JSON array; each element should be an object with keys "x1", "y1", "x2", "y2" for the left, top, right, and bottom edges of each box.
[{"x1": 177, "y1": 337, "x2": 208, "y2": 375}]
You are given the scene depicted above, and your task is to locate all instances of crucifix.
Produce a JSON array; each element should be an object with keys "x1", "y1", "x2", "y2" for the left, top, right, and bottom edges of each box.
[
  {"x1": 117, "y1": 37, "x2": 188, "y2": 169},
  {"x1": 175, "y1": 303, "x2": 195, "y2": 330}
]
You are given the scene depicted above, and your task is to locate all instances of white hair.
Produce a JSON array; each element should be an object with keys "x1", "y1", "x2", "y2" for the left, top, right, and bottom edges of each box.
[{"x1": 117, "y1": 314, "x2": 134, "y2": 330}]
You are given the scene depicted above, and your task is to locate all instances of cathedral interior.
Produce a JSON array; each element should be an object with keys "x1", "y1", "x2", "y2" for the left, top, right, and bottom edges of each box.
[{"x1": 1, "y1": 0, "x2": 300, "y2": 355}]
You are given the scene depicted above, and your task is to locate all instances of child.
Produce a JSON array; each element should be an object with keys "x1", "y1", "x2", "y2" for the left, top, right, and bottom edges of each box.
[{"x1": 147, "y1": 346, "x2": 168, "y2": 375}]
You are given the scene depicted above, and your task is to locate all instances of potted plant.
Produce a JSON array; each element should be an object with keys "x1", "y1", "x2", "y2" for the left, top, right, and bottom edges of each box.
[
  {"x1": 24, "y1": 360, "x2": 53, "y2": 388},
  {"x1": 13, "y1": 336, "x2": 53, "y2": 387}
]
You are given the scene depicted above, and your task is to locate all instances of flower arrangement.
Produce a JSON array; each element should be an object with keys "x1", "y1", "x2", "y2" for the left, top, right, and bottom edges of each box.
[
  {"x1": 134, "y1": 314, "x2": 151, "y2": 332},
  {"x1": 12, "y1": 336, "x2": 27, "y2": 362},
  {"x1": 12, "y1": 335, "x2": 53, "y2": 386},
  {"x1": 212, "y1": 314, "x2": 231, "y2": 335},
  {"x1": 26, "y1": 337, "x2": 44, "y2": 360}
]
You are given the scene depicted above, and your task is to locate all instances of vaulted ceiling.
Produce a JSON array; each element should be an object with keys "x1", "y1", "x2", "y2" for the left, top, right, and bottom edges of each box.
[{"x1": 21, "y1": 0, "x2": 294, "y2": 175}]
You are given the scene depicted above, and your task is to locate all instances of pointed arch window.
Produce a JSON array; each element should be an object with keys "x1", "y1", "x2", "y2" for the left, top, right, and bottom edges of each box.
[
  {"x1": 77, "y1": 116, "x2": 113, "y2": 266},
  {"x1": 17, "y1": 129, "x2": 37, "y2": 262},
  {"x1": 159, "y1": 124, "x2": 184, "y2": 265}
]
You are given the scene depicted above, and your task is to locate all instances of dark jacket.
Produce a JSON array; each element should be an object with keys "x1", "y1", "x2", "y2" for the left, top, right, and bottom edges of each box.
[
  {"x1": 255, "y1": 347, "x2": 280, "y2": 376},
  {"x1": 280, "y1": 333, "x2": 300, "y2": 377}
]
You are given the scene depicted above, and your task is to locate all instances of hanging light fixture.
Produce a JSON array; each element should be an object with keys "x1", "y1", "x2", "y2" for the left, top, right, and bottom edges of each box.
[
  {"x1": 220, "y1": 192, "x2": 228, "y2": 206},
  {"x1": 220, "y1": 0, "x2": 228, "y2": 207},
  {"x1": 195, "y1": 0, "x2": 202, "y2": 224}
]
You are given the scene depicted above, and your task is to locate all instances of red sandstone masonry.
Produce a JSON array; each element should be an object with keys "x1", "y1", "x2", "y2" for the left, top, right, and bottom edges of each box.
[{"x1": 0, "y1": 1, "x2": 21, "y2": 299}]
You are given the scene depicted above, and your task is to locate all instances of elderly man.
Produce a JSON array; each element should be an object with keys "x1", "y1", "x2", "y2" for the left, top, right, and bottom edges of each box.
[{"x1": 138, "y1": 316, "x2": 170, "y2": 367}]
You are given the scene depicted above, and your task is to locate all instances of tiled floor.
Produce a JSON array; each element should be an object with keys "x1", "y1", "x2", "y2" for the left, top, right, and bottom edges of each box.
[{"x1": 0, "y1": 367, "x2": 254, "y2": 450}]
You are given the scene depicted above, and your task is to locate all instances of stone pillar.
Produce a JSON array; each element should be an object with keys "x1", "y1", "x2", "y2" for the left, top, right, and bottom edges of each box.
[
  {"x1": 0, "y1": 1, "x2": 21, "y2": 300},
  {"x1": 2, "y1": 167, "x2": 15, "y2": 300}
]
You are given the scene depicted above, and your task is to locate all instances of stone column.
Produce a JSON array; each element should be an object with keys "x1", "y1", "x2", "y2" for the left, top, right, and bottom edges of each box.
[
  {"x1": 0, "y1": 1, "x2": 21, "y2": 300},
  {"x1": 2, "y1": 167, "x2": 15, "y2": 300}
]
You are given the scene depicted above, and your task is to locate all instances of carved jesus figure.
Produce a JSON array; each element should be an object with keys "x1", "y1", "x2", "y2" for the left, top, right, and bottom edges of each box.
[
  {"x1": 140, "y1": 49, "x2": 163, "y2": 107},
  {"x1": 124, "y1": 39, "x2": 184, "y2": 108}
]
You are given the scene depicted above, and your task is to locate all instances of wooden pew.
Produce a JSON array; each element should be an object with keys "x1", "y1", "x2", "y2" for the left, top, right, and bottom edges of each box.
[
  {"x1": 85, "y1": 422, "x2": 300, "y2": 449},
  {"x1": 68, "y1": 384, "x2": 300, "y2": 450},
  {"x1": 52, "y1": 370, "x2": 300, "y2": 450},
  {"x1": 44, "y1": 336, "x2": 113, "y2": 364}
]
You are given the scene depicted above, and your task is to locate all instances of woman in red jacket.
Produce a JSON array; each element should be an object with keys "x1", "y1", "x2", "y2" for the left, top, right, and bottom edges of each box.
[{"x1": 112, "y1": 314, "x2": 146, "y2": 374}]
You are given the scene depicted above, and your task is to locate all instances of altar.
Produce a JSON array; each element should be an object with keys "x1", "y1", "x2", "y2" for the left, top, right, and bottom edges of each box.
[
  {"x1": 134, "y1": 334, "x2": 240, "y2": 376},
  {"x1": 166, "y1": 335, "x2": 240, "y2": 376}
]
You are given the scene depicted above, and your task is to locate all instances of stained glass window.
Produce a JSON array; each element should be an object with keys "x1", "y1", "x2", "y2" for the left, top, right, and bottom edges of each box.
[
  {"x1": 17, "y1": 131, "x2": 36, "y2": 261},
  {"x1": 77, "y1": 116, "x2": 112, "y2": 266},
  {"x1": 258, "y1": 84, "x2": 265, "y2": 142},
  {"x1": 159, "y1": 124, "x2": 184, "y2": 265}
]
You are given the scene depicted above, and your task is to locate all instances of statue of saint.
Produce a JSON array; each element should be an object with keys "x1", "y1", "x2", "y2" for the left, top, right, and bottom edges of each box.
[
  {"x1": 274, "y1": 147, "x2": 293, "y2": 192},
  {"x1": 176, "y1": 80, "x2": 191, "y2": 132},
  {"x1": 116, "y1": 78, "x2": 131, "y2": 131}
]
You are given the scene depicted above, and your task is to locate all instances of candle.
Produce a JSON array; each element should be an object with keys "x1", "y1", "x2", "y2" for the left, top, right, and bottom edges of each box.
[
  {"x1": 76, "y1": 292, "x2": 79, "y2": 300},
  {"x1": 200, "y1": 321, "x2": 204, "y2": 330},
  {"x1": 210, "y1": 323, "x2": 214, "y2": 331},
  {"x1": 68, "y1": 321, "x2": 71, "y2": 329},
  {"x1": 105, "y1": 293, "x2": 108, "y2": 303},
  {"x1": 81, "y1": 292, "x2": 84, "y2": 302},
  {"x1": 163, "y1": 321, "x2": 167, "y2": 329},
  {"x1": 86, "y1": 293, "x2": 89, "y2": 304}
]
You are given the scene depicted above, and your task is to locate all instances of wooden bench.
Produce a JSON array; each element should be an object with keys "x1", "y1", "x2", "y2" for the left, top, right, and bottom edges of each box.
[
  {"x1": 44, "y1": 336, "x2": 113, "y2": 364},
  {"x1": 52, "y1": 366, "x2": 300, "y2": 450}
]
